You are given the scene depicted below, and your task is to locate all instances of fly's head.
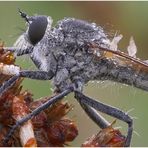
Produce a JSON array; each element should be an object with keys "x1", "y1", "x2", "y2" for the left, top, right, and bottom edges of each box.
[{"x1": 14, "y1": 9, "x2": 53, "y2": 56}]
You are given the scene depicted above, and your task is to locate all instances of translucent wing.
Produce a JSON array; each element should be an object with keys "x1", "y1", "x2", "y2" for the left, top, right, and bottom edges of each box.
[
  {"x1": 89, "y1": 42, "x2": 148, "y2": 73},
  {"x1": 110, "y1": 34, "x2": 123, "y2": 51},
  {"x1": 127, "y1": 36, "x2": 137, "y2": 58},
  {"x1": 144, "y1": 60, "x2": 148, "y2": 64}
]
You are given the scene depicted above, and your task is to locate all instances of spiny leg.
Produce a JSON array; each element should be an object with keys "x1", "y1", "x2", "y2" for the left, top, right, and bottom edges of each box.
[
  {"x1": 73, "y1": 79, "x2": 110, "y2": 129},
  {"x1": 79, "y1": 101, "x2": 110, "y2": 129},
  {"x1": 0, "y1": 70, "x2": 54, "y2": 97},
  {"x1": 0, "y1": 75, "x2": 20, "y2": 97},
  {"x1": 19, "y1": 70, "x2": 54, "y2": 80},
  {"x1": 3, "y1": 86, "x2": 74, "y2": 146},
  {"x1": 75, "y1": 91, "x2": 133, "y2": 147},
  {"x1": 74, "y1": 79, "x2": 110, "y2": 129},
  {"x1": 3, "y1": 47, "x2": 33, "y2": 56}
]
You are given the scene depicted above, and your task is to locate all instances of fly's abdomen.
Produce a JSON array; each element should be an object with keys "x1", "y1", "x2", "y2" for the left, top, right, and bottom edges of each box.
[
  {"x1": 93, "y1": 55, "x2": 148, "y2": 91},
  {"x1": 108, "y1": 60, "x2": 148, "y2": 91},
  {"x1": 87, "y1": 42, "x2": 148, "y2": 91}
]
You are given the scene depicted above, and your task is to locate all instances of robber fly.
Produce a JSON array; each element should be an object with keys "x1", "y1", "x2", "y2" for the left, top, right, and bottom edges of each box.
[{"x1": 1, "y1": 10, "x2": 148, "y2": 146}]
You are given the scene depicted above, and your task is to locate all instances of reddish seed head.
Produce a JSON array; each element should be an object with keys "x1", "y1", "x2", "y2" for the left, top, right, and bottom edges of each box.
[
  {"x1": 46, "y1": 119, "x2": 78, "y2": 146},
  {"x1": 82, "y1": 125, "x2": 125, "y2": 147}
]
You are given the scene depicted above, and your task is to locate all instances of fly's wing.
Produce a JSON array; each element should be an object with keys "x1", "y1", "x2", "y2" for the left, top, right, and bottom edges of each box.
[
  {"x1": 88, "y1": 38, "x2": 148, "y2": 91},
  {"x1": 13, "y1": 33, "x2": 33, "y2": 56},
  {"x1": 89, "y1": 41, "x2": 148, "y2": 73}
]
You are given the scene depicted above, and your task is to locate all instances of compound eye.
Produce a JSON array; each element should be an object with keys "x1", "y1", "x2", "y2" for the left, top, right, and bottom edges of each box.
[{"x1": 28, "y1": 16, "x2": 48, "y2": 45}]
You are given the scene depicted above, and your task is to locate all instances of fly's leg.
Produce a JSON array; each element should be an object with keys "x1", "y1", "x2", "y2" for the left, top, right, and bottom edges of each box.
[
  {"x1": 19, "y1": 70, "x2": 54, "y2": 80},
  {"x1": 3, "y1": 86, "x2": 74, "y2": 146},
  {"x1": 79, "y1": 101, "x2": 110, "y2": 129},
  {"x1": 3, "y1": 47, "x2": 33, "y2": 56},
  {"x1": 0, "y1": 75, "x2": 20, "y2": 96},
  {"x1": 75, "y1": 91, "x2": 133, "y2": 147},
  {"x1": 0, "y1": 70, "x2": 54, "y2": 97},
  {"x1": 73, "y1": 79, "x2": 110, "y2": 129}
]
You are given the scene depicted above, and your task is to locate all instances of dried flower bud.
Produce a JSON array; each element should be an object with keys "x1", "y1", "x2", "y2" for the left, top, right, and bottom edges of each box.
[
  {"x1": 82, "y1": 122, "x2": 125, "y2": 147},
  {"x1": 46, "y1": 119, "x2": 78, "y2": 146}
]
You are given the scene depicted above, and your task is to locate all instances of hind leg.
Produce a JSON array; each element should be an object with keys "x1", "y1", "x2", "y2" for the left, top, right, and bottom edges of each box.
[{"x1": 75, "y1": 91, "x2": 133, "y2": 147}]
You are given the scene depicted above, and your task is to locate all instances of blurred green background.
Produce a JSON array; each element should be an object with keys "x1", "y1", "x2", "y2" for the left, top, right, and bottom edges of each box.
[{"x1": 0, "y1": 1, "x2": 148, "y2": 146}]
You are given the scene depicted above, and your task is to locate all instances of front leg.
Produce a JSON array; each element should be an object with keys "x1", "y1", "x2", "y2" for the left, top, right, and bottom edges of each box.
[
  {"x1": 19, "y1": 70, "x2": 54, "y2": 80},
  {"x1": 3, "y1": 46, "x2": 33, "y2": 57},
  {"x1": 0, "y1": 69, "x2": 54, "y2": 97}
]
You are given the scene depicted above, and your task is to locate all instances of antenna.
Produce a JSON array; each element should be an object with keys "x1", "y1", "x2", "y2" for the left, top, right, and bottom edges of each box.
[{"x1": 18, "y1": 8, "x2": 30, "y2": 24}]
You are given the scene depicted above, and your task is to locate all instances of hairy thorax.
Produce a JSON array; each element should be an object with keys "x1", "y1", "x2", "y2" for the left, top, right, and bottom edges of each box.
[
  {"x1": 30, "y1": 18, "x2": 110, "y2": 91},
  {"x1": 49, "y1": 18, "x2": 111, "y2": 91}
]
